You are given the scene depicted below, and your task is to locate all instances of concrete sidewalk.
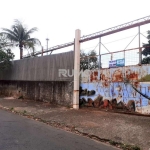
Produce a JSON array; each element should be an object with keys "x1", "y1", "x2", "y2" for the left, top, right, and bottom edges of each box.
[{"x1": 0, "y1": 97, "x2": 149, "y2": 150}]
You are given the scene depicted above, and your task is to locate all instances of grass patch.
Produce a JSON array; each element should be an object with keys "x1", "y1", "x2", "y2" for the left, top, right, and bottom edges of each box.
[
  {"x1": 109, "y1": 140, "x2": 140, "y2": 150},
  {"x1": 10, "y1": 107, "x2": 14, "y2": 111},
  {"x1": 139, "y1": 74, "x2": 150, "y2": 82},
  {"x1": 23, "y1": 110, "x2": 27, "y2": 114}
]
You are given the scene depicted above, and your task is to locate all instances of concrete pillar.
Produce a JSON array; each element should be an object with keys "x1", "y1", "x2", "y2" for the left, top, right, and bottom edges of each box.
[{"x1": 73, "y1": 29, "x2": 81, "y2": 109}]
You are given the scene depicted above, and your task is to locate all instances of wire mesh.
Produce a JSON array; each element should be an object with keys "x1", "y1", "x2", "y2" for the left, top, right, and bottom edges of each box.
[
  {"x1": 81, "y1": 48, "x2": 141, "y2": 69},
  {"x1": 112, "y1": 51, "x2": 124, "y2": 61},
  {"x1": 100, "y1": 54, "x2": 111, "y2": 68},
  {"x1": 125, "y1": 49, "x2": 140, "y2": 66}
]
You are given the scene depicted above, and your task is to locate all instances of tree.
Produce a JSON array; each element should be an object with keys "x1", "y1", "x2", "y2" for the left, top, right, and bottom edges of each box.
[
  {"x1": 80, "y1": 50, "x2": 99, "y2": 70},
  {"x1": 142, "y1": 31, "x2": 150, "y2": 64},
  {"x1": 0, "y1": 33, "x2": 14, "y2": 71},
  {"x1": 1, "y1": 20, "x2": 41, "y2": 59}
]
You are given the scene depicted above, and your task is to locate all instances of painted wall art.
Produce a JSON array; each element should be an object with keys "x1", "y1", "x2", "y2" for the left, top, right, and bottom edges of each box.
[{"x1": 80, "y1": 64, "x2": 150, "y2": 114}]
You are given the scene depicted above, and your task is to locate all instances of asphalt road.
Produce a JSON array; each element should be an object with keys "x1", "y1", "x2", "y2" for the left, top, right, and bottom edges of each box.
[{"x1": 0, "y1": 109, "x2": 118, "y2": 150}]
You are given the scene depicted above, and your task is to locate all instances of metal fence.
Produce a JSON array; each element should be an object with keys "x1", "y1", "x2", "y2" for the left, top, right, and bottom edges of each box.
[
  {"x1": 101, "y1": 48, "x2": 140, "y2": 68},
  {"x1": 79, "y1": 48, "x2": 150, "y2": 114},
  {"x1": 80, "y1": 47, "x2": 142, "y2": 69}
]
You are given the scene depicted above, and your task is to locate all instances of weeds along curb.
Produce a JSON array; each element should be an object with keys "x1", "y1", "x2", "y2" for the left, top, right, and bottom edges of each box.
[{"x1": 0, "y1": 106, "x2": 141, "y2": 150}]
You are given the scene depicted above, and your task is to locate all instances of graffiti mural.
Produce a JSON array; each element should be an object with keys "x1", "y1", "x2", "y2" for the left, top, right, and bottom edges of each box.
[{"x1": 80, "y1": 64, "x2": 150, "y2": 114}]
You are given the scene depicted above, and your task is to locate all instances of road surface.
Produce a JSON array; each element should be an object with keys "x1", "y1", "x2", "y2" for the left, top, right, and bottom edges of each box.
[{"x1": 0, "y1": 109, "x2": 118, "y2": 150}]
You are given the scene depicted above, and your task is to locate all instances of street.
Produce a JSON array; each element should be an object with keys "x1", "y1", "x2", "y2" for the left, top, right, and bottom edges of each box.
[{"x1": 0, "y1": 109, "x2": 117, "y2": 150}]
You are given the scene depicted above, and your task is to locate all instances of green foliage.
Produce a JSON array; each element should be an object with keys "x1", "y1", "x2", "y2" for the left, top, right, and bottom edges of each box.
[
  {"x1": 0, "y1": 34, "x2": 14, "y2": 71},
  {"x1": 10, "y1": 107, "x2": 14, "y2": 111},
  {"x1": 142, "y1": 30, "x2": 150, "y2": 64},
  {"x1": 109, "y1": 140, "x2": 140, "y2": 150},
  {"x1": 142, "y1": 42, "x2": 150, "y2": 56},
  {"x1": 23, "y1": 110, "x2": 27, "y2": 114},
  {"x1": 141, "y1": 56, "x2": 150, "y2": 64},
  {"x1": 80, "y1": 50, "x2": 99, "y2": 70},
  {"x1": 1, "y1": 20, "x2": 41, "y2": 59},
  {"x1": 139, "y1": 74, "x2": 150, "y2": 82}
]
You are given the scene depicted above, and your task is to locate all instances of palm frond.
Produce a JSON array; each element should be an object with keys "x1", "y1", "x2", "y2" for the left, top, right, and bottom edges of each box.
[
  {"x1": 23, "y1": 41, "x2": 36, "y2": 56},
  {"x1": 26, "y1": 38, "x2": 41, "y2": 45},
  {"x1": 1, "y1": 19, "x2": 41, "y2": 59},
  {"x1": 2, "y1": 28, "x2": 18, "y2": 39},
  {"x1": 13, "y1": 19, "x2": 22, "y2": 25},
  {"x1": 26, "y1": 27, "x2": 38, "y2": 35},
  {"x1": 11, "y1": 25, "x2": 19, "y2": 38},
  {"x1": 1, "y1": 32, "x2": 18, "y2": 42},
  {"x1": 23, "y1": 27, "x2": 38, "y2": 40}
]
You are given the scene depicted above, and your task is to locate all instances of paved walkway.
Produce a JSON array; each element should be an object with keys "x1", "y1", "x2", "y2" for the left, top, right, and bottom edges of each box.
[{"x1": 0, "y1": 97, "x2": 149, "y2": 150}]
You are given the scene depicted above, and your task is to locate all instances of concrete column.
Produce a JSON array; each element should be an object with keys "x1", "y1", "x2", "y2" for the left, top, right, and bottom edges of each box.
[{"x1": 73, "y1": 29, "x2": 81, "y2": 109}]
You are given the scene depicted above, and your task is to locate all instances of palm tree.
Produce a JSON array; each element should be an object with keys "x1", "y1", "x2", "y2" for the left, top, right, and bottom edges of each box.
[{"x1": 1, "y1": 20, "x2": 41, "y2": 59}]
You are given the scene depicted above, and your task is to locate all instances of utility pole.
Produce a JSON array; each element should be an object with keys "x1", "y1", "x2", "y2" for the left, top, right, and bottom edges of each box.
[{"x1": 46, "y1": 38, "x2": 49, "y2": 55}]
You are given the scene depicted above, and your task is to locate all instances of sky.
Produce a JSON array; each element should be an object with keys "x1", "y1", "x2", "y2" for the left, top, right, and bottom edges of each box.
[{"x1": 0, "y1": 0, "x2": 150, "y2": 62}]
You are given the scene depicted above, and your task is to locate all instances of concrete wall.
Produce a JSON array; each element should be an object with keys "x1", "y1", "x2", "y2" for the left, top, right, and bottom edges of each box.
[
  {"x1": 0, "y1": 51, "x2": 74, "y2": 106},
  {"x1": 0, "y1": 51, "x2": 74, "y2": 81},
  {"x1": 80, "y1": 64, "x2": 150, "y2": 114},
  {"x1": 0, "y1": 81, "x2": 73, "y2": 106}
]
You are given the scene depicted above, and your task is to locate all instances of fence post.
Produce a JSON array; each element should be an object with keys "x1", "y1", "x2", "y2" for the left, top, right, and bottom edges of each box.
[
  {"x1": 111, "y1": 53, "x2": 113, "y2": 60},
  {"x1": 124, "y1": 50, "x2": 125, "y2": 66},
  {"x1": 73, "y1": 29, "x2": 81, "y2": 109},
  {"x1": 139, "y1": 48, "x2": 142, "y2": 64},
  {"x1": 138, "y1": 26, "x2": 142, "y2": 64},
  {"x1": 99, "y1": 37, "x2": 101, "y2": 69},
  {"x1": 41, "y1": 46, "x2": 44, "y2": 56}
]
